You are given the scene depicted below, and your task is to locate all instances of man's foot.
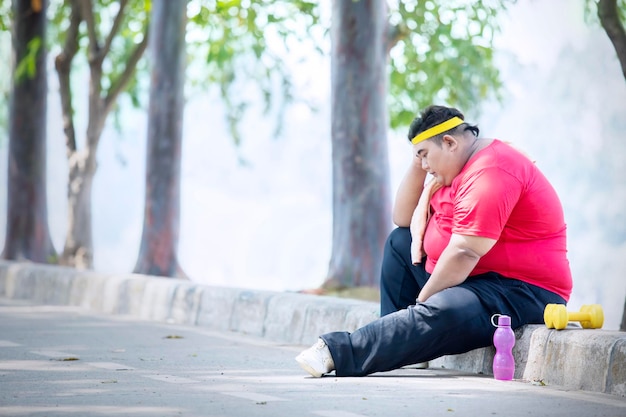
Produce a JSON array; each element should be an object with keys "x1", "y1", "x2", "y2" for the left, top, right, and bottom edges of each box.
[{"x1": 295, "y1": 338, "x2": 335, "y2": 377}]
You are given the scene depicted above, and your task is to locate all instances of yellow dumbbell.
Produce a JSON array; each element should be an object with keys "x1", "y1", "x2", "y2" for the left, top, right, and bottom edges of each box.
[{"x1": 544, "y1": 304, "x2": 604, "y2": 330}]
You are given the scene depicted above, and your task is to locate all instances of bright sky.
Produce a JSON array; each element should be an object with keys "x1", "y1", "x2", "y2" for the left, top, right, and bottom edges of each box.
[{"x1": 495, "y1": 0, "x2": 591, "y2": 71}]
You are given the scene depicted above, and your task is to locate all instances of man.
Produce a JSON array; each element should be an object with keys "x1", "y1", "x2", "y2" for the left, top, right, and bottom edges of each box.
[{"x1": 296, "y1": 105, "x2": 572, "y2": 377}]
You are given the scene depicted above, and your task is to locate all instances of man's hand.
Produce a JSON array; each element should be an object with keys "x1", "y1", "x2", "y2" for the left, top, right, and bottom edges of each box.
[
  {"x1": 410, "y1": 205, "x2": 427, "y2": 264},
  {"x1": 410, "y1": 179, "x2": 442, "y2": 264},
  {"x1": 416, "y1": 233, "x2": 496, "y2": 302}
]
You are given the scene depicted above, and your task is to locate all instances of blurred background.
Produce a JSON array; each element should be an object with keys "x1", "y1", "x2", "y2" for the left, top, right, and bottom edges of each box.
[{"x1": 1, "y1": 0, "x2": 624, "y2": 329}]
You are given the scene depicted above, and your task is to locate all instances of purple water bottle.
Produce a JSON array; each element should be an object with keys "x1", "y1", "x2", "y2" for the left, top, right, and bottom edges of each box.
[{"x1": 491, "y1": 314, "x2": 515, "y2": 381}]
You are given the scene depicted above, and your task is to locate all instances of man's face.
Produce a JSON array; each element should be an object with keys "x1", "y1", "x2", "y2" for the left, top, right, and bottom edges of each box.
[{"x1": 413, "y1": 135, "x2": 460, "y2": 186}]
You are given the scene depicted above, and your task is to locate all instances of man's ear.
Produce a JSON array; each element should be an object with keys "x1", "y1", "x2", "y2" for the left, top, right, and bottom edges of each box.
[{"x1": 442, "y1": 134, "x2": 458, "y2": 151}]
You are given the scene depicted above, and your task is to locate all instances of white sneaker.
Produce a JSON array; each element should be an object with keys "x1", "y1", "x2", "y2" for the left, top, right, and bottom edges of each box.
[
  {"x1": 403, "y1": 361, "x2": 429, "y2": 369},
  {"x1": 295, "y1": 338, "x2": 335, "y2": 377}
]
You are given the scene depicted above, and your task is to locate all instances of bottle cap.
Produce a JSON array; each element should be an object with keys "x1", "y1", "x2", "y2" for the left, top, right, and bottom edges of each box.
[
  {"x1": 491, "y1": 313, "x2": 511, "y2": 327},
  {"x1": 497, "y1": 315, "x2": 511, "y2": 326}
]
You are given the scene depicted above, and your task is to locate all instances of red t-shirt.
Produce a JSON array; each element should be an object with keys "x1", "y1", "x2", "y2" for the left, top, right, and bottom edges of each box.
[{"x1": 423, "y1": 140, "x2": 572, "y2": 301}]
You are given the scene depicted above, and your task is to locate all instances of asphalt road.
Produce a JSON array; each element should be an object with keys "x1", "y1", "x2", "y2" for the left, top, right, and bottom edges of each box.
[{"x1": 0, "y1": 297, "x2": 624, "y2": 417}]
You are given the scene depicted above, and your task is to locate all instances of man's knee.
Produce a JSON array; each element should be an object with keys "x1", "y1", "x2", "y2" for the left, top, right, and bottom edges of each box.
[
  {"x1": 386, "y1": 227, "x2": 411, "y2": 252},
  {"x1": 423, "y1": 286, "x2": 485, "y2": 322}
]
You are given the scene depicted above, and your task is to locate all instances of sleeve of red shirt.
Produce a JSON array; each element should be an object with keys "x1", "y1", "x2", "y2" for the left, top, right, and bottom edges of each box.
[{"x1": 452, "y1": 167, "x2": 523, "y2": 240}]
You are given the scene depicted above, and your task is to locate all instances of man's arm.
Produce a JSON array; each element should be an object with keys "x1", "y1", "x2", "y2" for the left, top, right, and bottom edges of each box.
[
  {"x1": 393, "y1": 157, "x2": 428, "y2": 227},
  {"x1": 416, "y1": 234, "x2": 497, "y2": 302}
]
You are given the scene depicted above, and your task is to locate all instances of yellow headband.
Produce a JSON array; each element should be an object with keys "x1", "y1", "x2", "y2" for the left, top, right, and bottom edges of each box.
[{"x1": 411, "y1": 116, "x2": 465, "y2": 145}]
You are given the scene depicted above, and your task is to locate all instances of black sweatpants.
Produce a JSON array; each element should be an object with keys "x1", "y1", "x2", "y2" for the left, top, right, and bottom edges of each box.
[{"x1": 321, "y1": 227, "x2": 566, "y2": 377}]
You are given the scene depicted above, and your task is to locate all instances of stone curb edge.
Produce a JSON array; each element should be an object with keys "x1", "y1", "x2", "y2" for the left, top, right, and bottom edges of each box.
[{"x1": 0, "y1": 261, "x2": 624, "y2": 397}]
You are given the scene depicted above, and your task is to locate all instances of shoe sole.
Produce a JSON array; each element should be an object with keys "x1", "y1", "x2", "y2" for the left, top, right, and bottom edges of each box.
[
  {"x1": 403, "y1": 361, "x2": 429, "y2": 369},
  {"x1": 295, "y1": 355, "x2": 324, "y2": 378}
]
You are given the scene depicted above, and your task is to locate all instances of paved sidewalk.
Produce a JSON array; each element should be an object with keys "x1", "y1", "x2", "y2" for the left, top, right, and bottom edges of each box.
[
  {"x1": 0, "y1": 261, "x2": 625, "y2": 397},
  {"x1": 0, "y1": 298, "x2": 625, "y2": 417}
]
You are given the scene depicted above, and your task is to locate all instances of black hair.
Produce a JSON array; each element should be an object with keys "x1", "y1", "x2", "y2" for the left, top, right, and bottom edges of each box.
[{"x1": 407, "y1": 105, "x2": 480, "y2": 145}]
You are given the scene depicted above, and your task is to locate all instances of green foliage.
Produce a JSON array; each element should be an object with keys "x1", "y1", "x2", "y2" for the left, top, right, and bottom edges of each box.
[
  {"x1": 0, "y1": 30, "x2": 8, "y2": 144},
  {"x1": 15, "y1": 37, "x2": 42, "y2": 82},
  {"x1": 186, "y1": 0, "x2": 321, "y2": 145},
  {"x1": 0, "y1": 1, "x2": 9, "y2": 144},
  {"x1": 2, "y1": 0, "x2": 507, "y2": 146},
  {"x1": 387, "y1": 0, "x2": 510, "y2": 128},
  {"x1": 0, "y1": 0, "x2": 11, "y2": 31},
  {"x1": 3, "y1": 0, "x2": 322, "y2": 147}
]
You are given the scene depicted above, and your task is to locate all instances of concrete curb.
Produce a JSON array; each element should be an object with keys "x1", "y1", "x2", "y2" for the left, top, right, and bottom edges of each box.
[{"x1": 0, "y1": 260, "x2": 624, "y2": 397}]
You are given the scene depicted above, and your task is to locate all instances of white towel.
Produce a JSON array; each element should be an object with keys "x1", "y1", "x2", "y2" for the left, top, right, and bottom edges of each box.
[{"x1": 410, "y1": 178, "x2": 442, "y2": 265}]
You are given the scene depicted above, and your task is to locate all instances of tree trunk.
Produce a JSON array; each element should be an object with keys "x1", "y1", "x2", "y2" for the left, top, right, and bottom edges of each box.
[
  {"x1": 597, "y1": 0, "x2": 626, "y2": 331},
  {"x1": 61, "y1": 149, "x2": 96, "y2": 269},
  {"x1": 598, "y1": 0, "x2": 626, "y2": 81},
  {"x1": 325, "y1": 0, "x2": 391, "y2": 289},
  {"x1": 60, "y1": 59, "x2": 105, "y2": 269},
  {"x1": 133, "y1": 0, "x2": 187, "y2": 279},
  {"x1": 3, "y1": 0, "x2": 56, "y2": 263}
]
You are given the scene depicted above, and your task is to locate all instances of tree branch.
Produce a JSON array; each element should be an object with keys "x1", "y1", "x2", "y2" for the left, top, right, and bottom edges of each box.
[
  {"x1": 598, "y1": 0, "x2": 626, "y2": 81},
  {"x1": 54, "y1": 0, "x2": 82, "y2": 157},
  {"x1": 103, "y1": 25, "x2": 150, "y2": 115},
  {"x1": 101, "y1": 0, "x2": 129, "y2": 59},
  {"x1": 78, "y1": 0, "x2": 100, "y2": 64},
  {"x1": 386, "y1": 22, "x2": 409, "y2": 54}
]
